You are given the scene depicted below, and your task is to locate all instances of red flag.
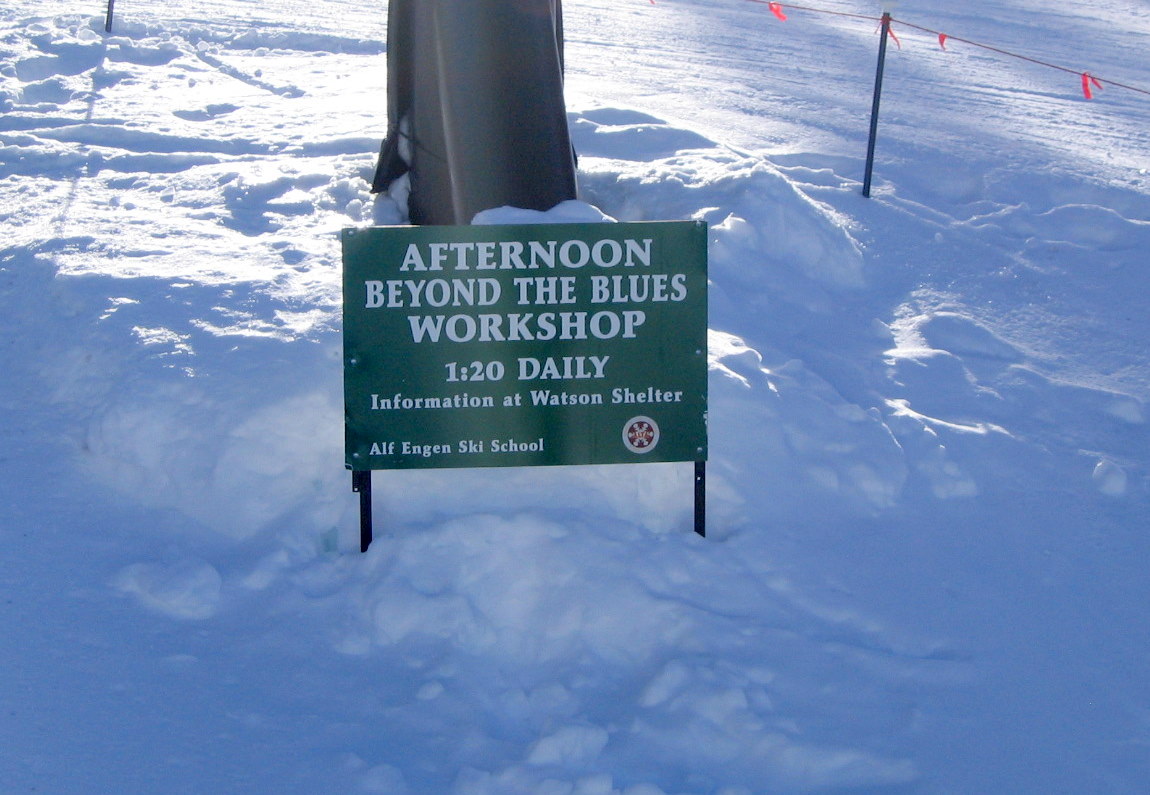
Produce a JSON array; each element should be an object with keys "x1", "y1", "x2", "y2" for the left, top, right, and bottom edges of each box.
[
  {"x1": 887, "y1": 24, "x2": 901, "y2": 49},
  {"x1": 938, "y1": 32, "x2": 948, "y2": 50},
  {"x1": 1081, "y1": 72, "x2": 1103, "y2": 99},
  {"x1": 769, "y1": 2, "x2": 787, "y2": 21}
]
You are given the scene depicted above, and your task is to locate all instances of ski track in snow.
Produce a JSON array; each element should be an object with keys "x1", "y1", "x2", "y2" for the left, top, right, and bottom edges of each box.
[{"x1": 2, "y1": 1, "x2": 1150, "y2": 793}]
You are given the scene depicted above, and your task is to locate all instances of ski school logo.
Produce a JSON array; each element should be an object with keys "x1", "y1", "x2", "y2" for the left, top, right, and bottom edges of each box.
[{"x1": 622, "y1": 416, "x2": 660, "y2": 454}]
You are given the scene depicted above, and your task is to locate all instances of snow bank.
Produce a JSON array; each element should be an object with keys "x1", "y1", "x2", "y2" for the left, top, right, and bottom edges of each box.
[{"x1": 3, "y1": 2, "x2": 1150, "y2": 793}]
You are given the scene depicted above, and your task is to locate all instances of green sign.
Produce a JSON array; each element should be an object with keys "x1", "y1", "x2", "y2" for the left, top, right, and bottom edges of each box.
[{"x1": 342, "y1": 221, "x2": 707, "y2": 470}]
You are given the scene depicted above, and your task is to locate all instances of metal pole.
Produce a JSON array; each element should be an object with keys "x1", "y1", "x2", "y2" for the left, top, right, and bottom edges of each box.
[
  {"x1": 862, "y1": 12, "x2": 892, "y2": 198},
  {"x1": 105, "y1": 0, "x2": 115, "y2": 33},
  {"x1": 693, "y1": 461, "x2": 706, "y2": 537},
  {"x1": 352, "y1": 470, "x2": 373, "y2": 552}
]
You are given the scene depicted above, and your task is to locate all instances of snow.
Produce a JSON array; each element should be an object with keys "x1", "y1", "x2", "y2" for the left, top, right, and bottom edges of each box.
[{"x1": 2, "y1": 0, "x2": 1149, "y2": 792}]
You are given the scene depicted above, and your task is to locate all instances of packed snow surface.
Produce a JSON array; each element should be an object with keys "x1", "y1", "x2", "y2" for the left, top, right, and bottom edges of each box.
[{"x1": 2, "y1": 0, "x2": 1149, "y2": 792}]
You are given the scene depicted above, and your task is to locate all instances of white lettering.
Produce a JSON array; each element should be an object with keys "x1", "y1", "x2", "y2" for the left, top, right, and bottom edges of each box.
[
  {"x1": 428, "y1": 243, "x2": 449, "y2": 271},
  {"x1": 405, "y1": 311, "x2": 644, "y2": 343},
  {"x1": 518, "y1": 355, "x2": 610, "y2": 380},
  {"x1": 400, "y1": 244, "x2": 426, "y2": 271},
  {"x1": 364, "y1": 280, "x2": 385, "y2": 308},
  {"x1": 592, "y1": 239, "x2": 623, "y2": 268},
  {"x1": 559, "y1": 240, "x2": 590, "y2": 269}
]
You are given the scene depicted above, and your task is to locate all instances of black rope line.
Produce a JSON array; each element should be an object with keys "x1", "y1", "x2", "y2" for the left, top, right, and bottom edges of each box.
[
  {"x1": 892, "y1": 17, "x2": 1150, "y2": 98},
  {"x1": 742, "y1": 1, "x2": 1150, "y2": 99}
]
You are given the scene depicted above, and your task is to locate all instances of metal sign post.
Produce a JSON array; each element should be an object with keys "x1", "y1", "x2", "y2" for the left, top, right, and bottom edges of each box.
[
  {"x1": 863, "y1": 12, "x2": 893, "y2": 198},
  {"x1": 351, "y1": 470, "x2": 372, "y2": 553},
  {"x1": 694, "y1": 461, "x2": 706, "y2": 538}
]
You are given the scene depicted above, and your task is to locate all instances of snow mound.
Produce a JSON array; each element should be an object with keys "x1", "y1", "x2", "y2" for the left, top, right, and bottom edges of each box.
[{"x1": 3, "y1": 3, "x2": 1150, "y2": 793}]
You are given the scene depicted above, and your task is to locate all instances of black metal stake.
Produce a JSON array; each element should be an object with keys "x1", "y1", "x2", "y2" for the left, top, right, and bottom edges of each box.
[
  {"x1": 352, "y1": 470, "x2": 373, "y2": 552},
  {"x1": 694, "y1": 460, "x2": 706, "y2": 537},
  {"x1": 105, "y1": 0, "x2": 115, "y2": 33},
  {"x1": 862, "y1": 12, "x2": 892, "y2": 198}
]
